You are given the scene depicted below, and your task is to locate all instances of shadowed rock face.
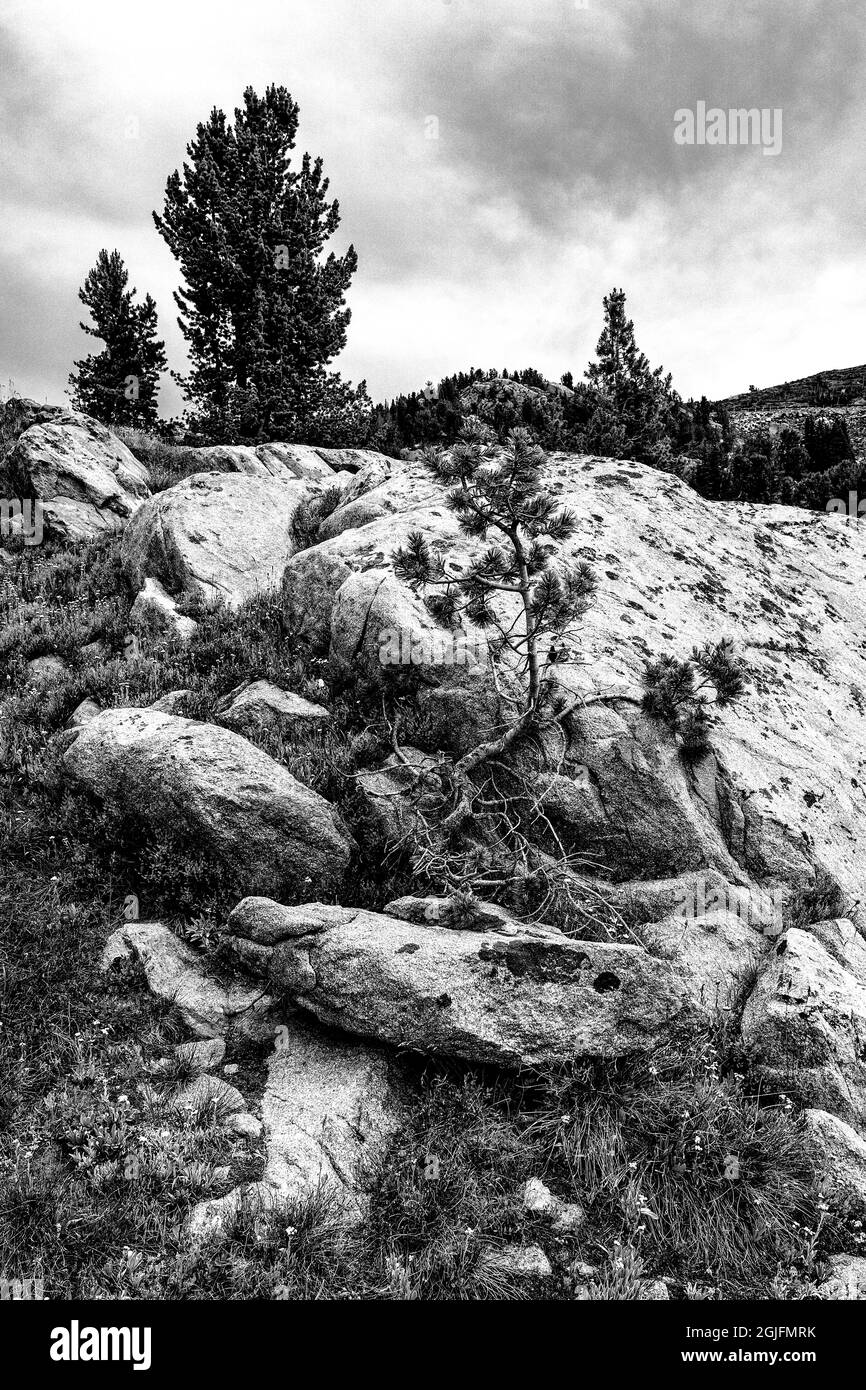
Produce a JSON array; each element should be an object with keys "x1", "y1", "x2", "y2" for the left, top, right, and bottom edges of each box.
[
  {"x1": 226, "y1": 898, "x2": 700, "y2": 1068},
  {"x1": 0, "y1": 396, "x2": 71, "y2": 441},
  {"x1": 189, "y1": 442, "x2": 337, "y2": 483},
  {"x1": 63, "y1": 709, "x2": 356, "y2": 900},
  {"x1": 21, "y1": 417, "x2": 866, "y2": 1230}
]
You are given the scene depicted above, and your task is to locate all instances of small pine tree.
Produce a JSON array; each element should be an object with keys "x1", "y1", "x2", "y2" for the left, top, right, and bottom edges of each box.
[
  {"x1": 391, "y1": 428, "x2": 598, "y2": 841},
  {"x1": 641, "y1": 639, "x2": 748, "y2": 762},
  {"x1": 68, "y1": 250, "x2": 167, "y2": 427},
  {"x1": 394, "y1": 427, "x2": 597, "y2": 715}
]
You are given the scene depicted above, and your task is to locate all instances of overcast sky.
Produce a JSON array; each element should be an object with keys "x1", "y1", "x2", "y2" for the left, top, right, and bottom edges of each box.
[{"x1": 2, "y1": 0, "x2": 864, "y2": 416}]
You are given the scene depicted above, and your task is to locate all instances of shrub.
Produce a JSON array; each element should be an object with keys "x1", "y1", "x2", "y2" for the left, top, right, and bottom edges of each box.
[
  {"x1": 114, "y1": 427, "x2": 225, "y2": 492},
  {"x1": 641, "y1": 639, "x2": 748, "y2": 761},
  {"x1": 290, "y1": 484, "x2": 345, "y2": 551}
]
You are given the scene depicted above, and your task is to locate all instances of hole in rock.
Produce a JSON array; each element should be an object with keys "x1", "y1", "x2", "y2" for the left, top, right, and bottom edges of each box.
[{"x1": 593, "y1": 971, "x2": 621, "y2": 994}]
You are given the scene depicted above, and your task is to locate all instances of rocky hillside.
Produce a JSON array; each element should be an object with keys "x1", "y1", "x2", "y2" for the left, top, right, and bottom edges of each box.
[
  {"x1": 720, "y1": 364, "x2": 866, "y2": 412},
  {"x1": 2, "y1": 400, "x2": 866, "y2": 1300},
  {"x1": 719, "y1": 365, "x2": 866, "y2": 460}
]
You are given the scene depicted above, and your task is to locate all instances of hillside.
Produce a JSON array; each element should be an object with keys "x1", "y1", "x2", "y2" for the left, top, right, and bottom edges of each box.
[
  {"x1": 1, "y1": 401, "x2": 866, "y2": 1302},
  {"x1": 720, "y1": 364, "x2": 866, "y2": 412}
]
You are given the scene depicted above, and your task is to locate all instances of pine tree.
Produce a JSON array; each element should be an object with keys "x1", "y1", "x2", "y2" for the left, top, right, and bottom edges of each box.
[
  {"x1": 394, "y1": 428, "x2": 596, "y2": 713},
  {"x1": 642, "y1": 639, "x2": 748, "y2": 762},
  {"x1": 68, "y1": 250, "x2": 167, "y2": 427},
  {"x1": 803, "y1": 414, "x2": 855, "y2": 472},
  {"x1": 154, "y1": 84, "x2": 358, "y2": 442},
  {"x1": 393, "y1": 427, "x2": 597, "y2": 837},
  {"x1": 584, "y1": 287, "x2": 679, "y2": 463}
]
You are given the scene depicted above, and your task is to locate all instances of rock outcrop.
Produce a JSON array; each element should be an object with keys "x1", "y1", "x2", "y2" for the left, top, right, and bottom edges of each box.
[
  {"x1": 189, "y1": 442, "x2": 393, "y2": 487},
  {"x1": 63, "y1": 709, "x2": 355, "y2": 899},
  {"x1": 281, "y1": 450, "x2": 866, "y2": 909},
  {"x1": 11, "y1": 413, "x2": 866, "y2": 1276},
  {"x1": 121, "y1": 471, "x2": 308, "y2": 609},
  {"x1": 226, "y1": 898, "x2": 696, "y2": 1067},
  {"x1": 742, "y1": 927, "x2": 866, "y2": 1126},
  {"x1": 0, "y1": 395, "x2": 71, "y2": 442},
  {"x1": 6, "y1": 412, "x2": 150, "y2": 541},
  {"x1": 804, "y1": 1108, "x2": 866, "y2": 1209},
  {"x1": 213, "y1": 681, "x2": 330, "y2": 736}
]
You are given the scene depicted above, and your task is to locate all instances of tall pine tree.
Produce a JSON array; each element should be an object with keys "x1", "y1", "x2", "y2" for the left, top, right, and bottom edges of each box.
[
  {"x1": 154, "y1": 84, "x2": 358, "y2": 442},
  {"x1": 584, "y1": 287, "x2": 679, "y2": 464},
  {"x1": 68, "y1": 250, "x2": 167, "y2": 428}
]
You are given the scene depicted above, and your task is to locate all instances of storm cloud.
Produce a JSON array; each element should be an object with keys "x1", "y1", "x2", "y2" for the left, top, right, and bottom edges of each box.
[{"x1": 1, "y1": 0, "x2": 864, "y2": 415}]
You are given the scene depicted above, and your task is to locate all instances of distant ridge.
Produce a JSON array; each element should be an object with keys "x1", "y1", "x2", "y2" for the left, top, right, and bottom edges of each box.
[{"x1": 719, "y1": 364, "x2": 866, "y2": 411}]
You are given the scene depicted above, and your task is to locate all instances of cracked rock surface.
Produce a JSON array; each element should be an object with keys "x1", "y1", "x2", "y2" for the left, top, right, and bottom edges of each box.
[{"x1": 742, "y1": 925, "x2": 866, "y2": 1127}]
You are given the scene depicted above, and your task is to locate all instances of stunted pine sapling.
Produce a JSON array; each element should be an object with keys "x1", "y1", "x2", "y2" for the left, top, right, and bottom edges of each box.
[
  {"x1": 393, "y1": 428, "x2": 597, "y2": 831},
  {"x1": 394, "y1": 428, "x2": 596, "y2": 717},
  {"x1": 641, "y1": 639, "x2": 748, "y2": 762}
]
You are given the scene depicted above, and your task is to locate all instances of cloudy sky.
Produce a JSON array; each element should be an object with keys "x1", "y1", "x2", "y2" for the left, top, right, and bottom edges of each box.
[{"x1": 2, "y1": 0, "x2": 864, "y2": 416}]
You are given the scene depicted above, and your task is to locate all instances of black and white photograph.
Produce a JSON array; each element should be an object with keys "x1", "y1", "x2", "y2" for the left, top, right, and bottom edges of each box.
[{"x1": 0, "y1": 0, "x2": 864, "y2": 1363}]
